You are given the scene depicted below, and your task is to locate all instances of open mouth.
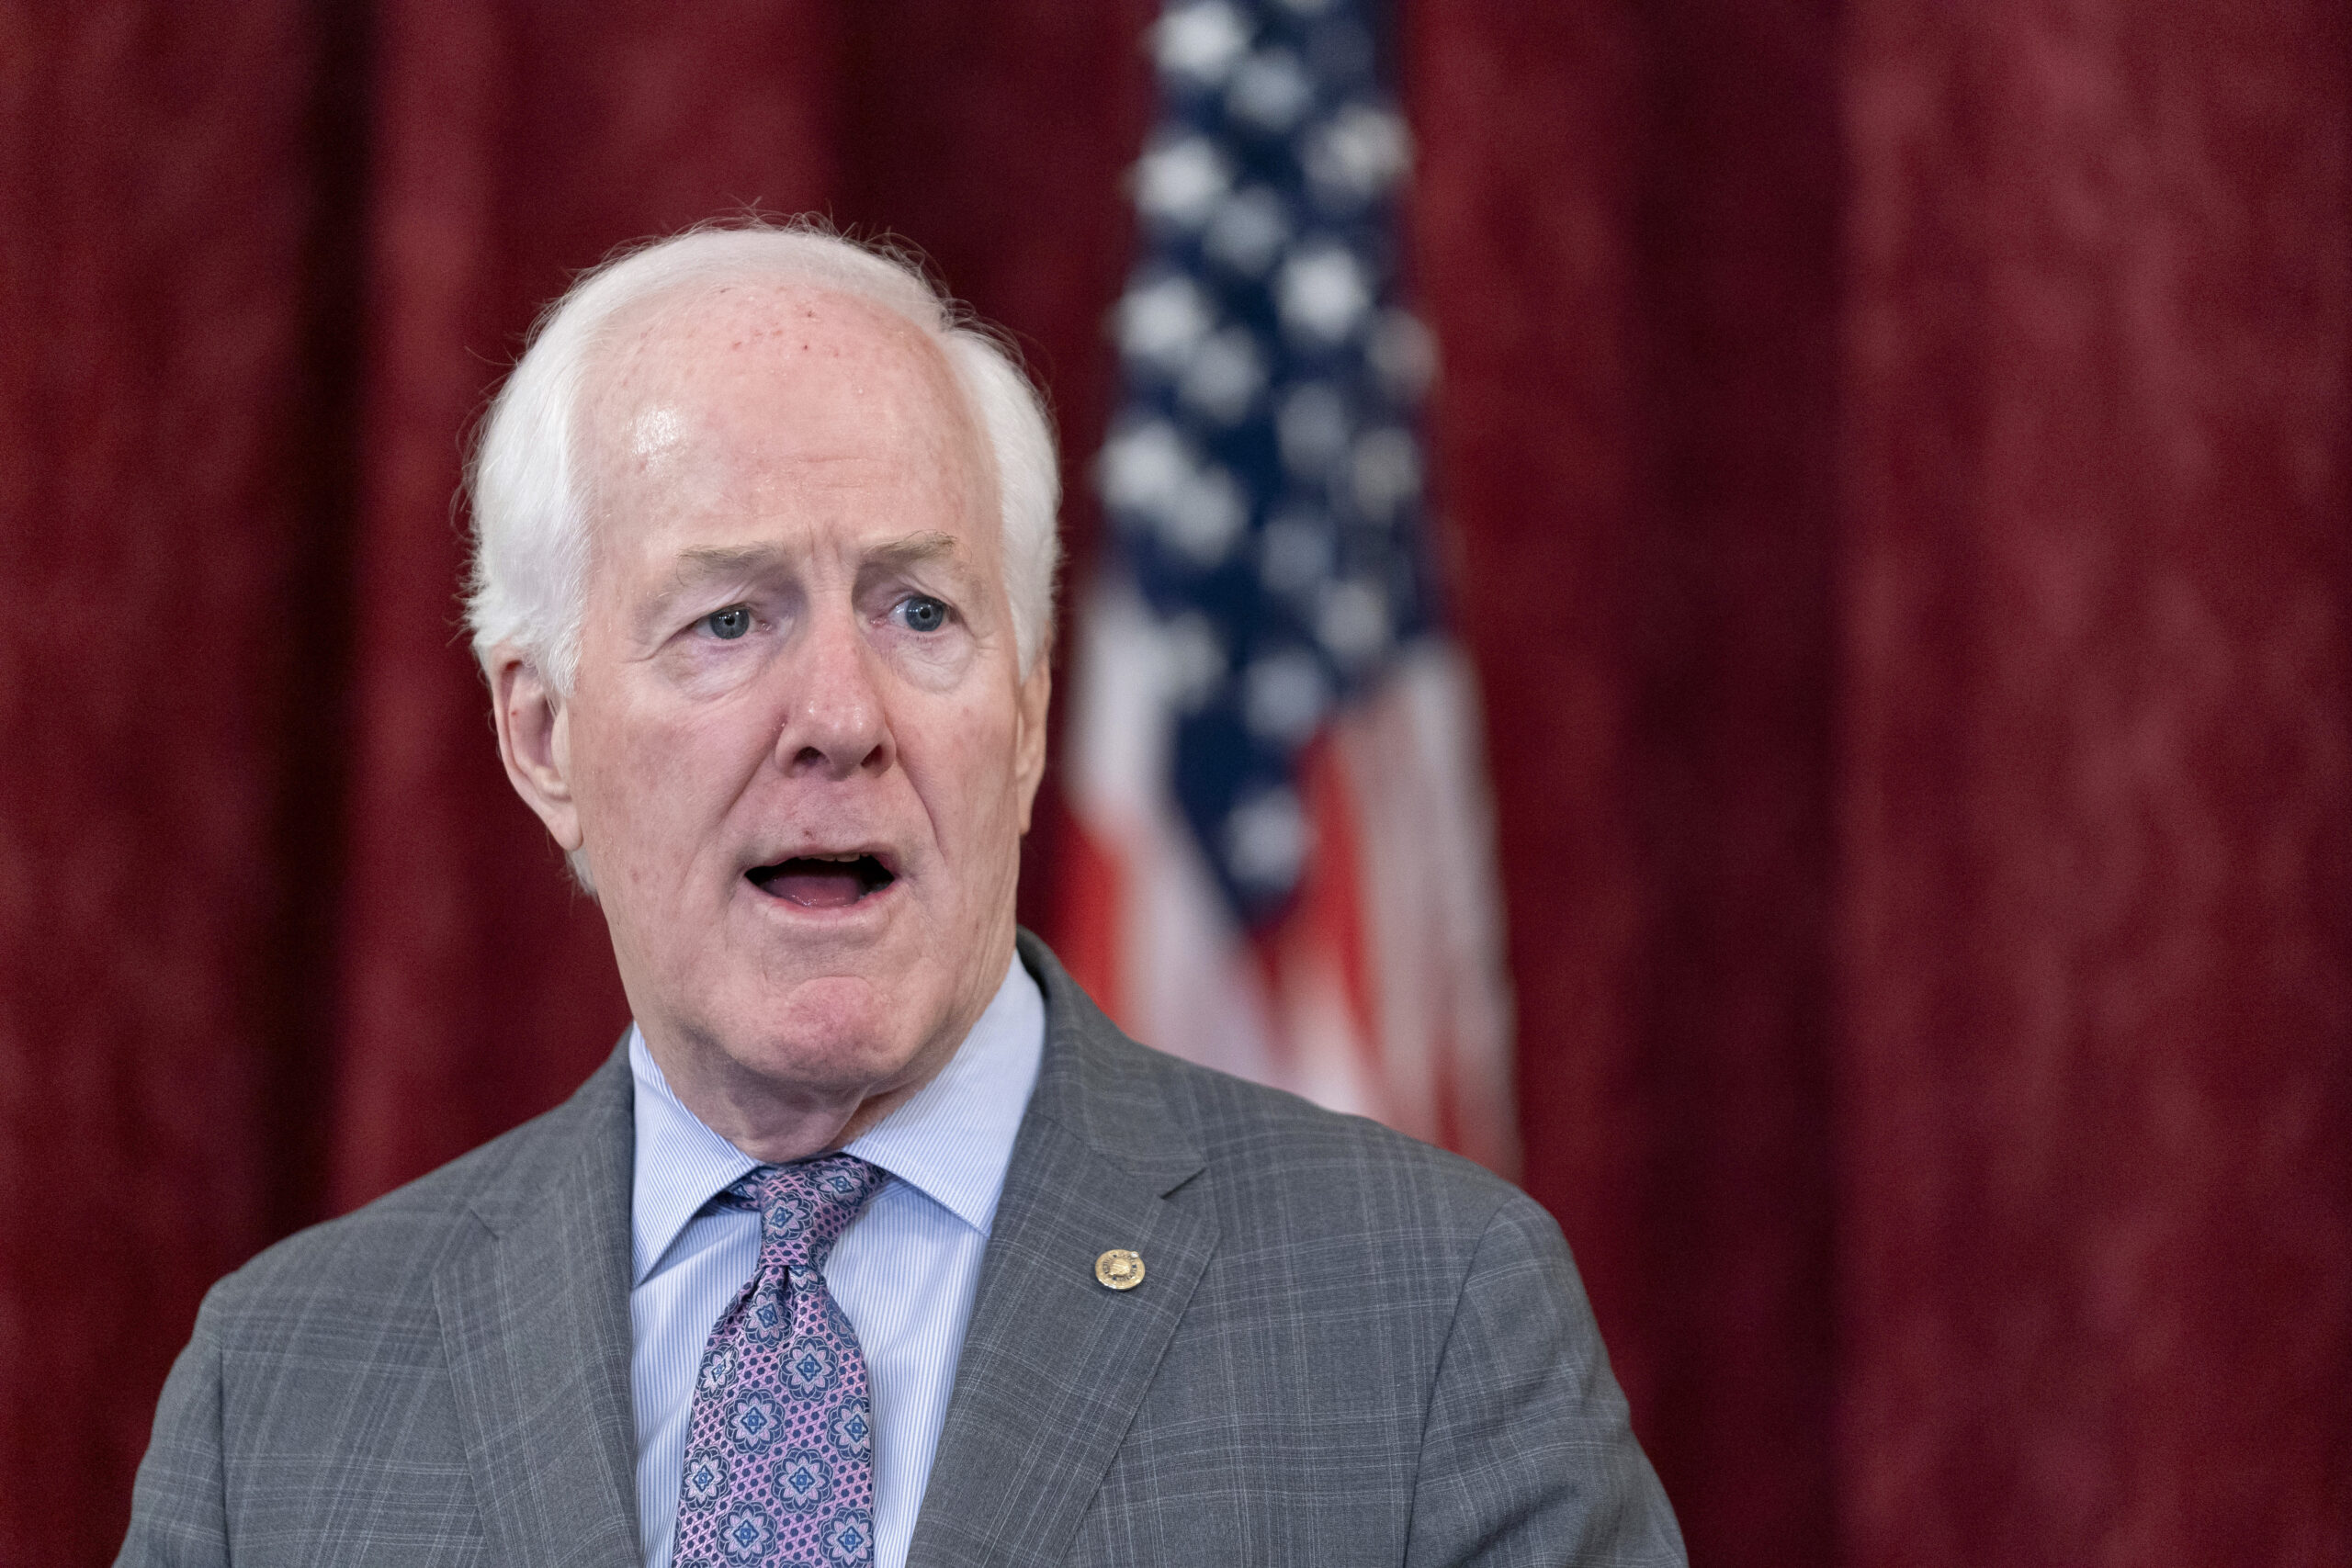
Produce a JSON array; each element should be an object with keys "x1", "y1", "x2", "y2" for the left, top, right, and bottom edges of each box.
[{"x1": 746, "y1": 853, "x2": 896, "y2": 909}]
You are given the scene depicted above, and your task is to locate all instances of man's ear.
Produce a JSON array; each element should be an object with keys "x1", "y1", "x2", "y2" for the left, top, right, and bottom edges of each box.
[
  {"x1": 1012, "y1": 649, "x2": 1053, "y2": 836},
  {"x1": 488, "y1": 646, "x2": 584, "y2": 854}
]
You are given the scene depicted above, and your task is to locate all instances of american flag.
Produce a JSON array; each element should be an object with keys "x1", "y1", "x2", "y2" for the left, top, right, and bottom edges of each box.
[{"x1": 1054, "y1": 0, "x2": 1518, "y2": 1173}]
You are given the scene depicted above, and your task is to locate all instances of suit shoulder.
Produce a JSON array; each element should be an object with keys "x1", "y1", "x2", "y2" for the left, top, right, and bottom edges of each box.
[
  {"x1": 1023, "y1": 934, "x2": 1529, "y2": 1236},
  {"x1": 1114, "y1": 1032, "x2": 1537, "y2": 1240},
  {"x1": 202, "y1": 1066, "x2": 615, "y2": 1330}
]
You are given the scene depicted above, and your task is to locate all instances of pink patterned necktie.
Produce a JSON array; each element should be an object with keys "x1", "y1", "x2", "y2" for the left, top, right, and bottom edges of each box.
[{"x1": 671, "y1": 1154, "x2": 888, "y2": 1568}]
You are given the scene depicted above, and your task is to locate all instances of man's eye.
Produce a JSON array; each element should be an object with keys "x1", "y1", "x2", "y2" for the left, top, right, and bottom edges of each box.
[
  {"x1": 895, "y1": 594, "x2": 950, "y2": 634},
  {"x1": 704, "y1": 605, "x2": 752, "y2": 640}
]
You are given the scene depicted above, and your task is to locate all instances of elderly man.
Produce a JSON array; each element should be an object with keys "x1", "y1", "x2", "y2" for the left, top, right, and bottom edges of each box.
[{"x1": 118, "y1": 224, "x2": 1683, "y2": 1568}]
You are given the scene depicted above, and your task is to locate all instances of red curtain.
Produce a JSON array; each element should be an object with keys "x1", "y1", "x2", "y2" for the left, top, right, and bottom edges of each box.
[{"x1": 4, "y1": 2, "x2": 2346, "y2": 1563}]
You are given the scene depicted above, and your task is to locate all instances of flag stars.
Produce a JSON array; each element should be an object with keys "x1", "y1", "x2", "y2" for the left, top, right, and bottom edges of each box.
[
  {"x1": 1136, "y1": 135, "x2": 1232, "y2": 231},
  {"x1": 1102, "y1": 0, "x2": 1437, "y2": 925},
  {"x1": 1277, "y1": 243, "x2": 1374, "y2": 344},
  {"x1": 1227, "y1": 47, "x2": 1315, "y2": 133},
  {"x1": 1178, "y1": 327, "x2": 1269, "y2": 425},
  {"x1": 1366, "y1": 309, "x2": 1438, "y2": 400},
  {"x1": 1203, "y1": 186, "x2": 1293, "y2": 276},
  {"x1": 1302, "y1": 102, "x2": 1411, "y2": 209},
  {"x1": 1099, "y1": 420, "x2": 1249, "y2": 568},
  {"x1": 1101, "y1": 419, "x2": 1192, "y2": 513},
  {"x1": 1225, "y1": 786, "x2": 1313, "y2": 895},
  {"x1": 1153, "y1": 0, "x2": 1253, "y2": 87},
  {"x1": 1157, "y1": 612, "x2": 1232, "y2": 711},
  {"x1": 1348, "y1": 426, "x2": 1422, "y2": 523},
  {"x1": 1243, "y1": 649, "x2": 1329, "y2": 744},
  {"x1": 1317, "y1": 580, "x2": 1393, "y2": 666},
  {"x1": 1276, "y1": 382, "x2": 1351, "y2": 478},
  {"x1": 1116, "y1": 275, "x2": 1218, "y2": 373},
  {"x1": 1159, "y1": 465, "x2": 1249, "y2": 565},
  {"x1": 1259, "y1": 509, "x2": 1336, "y2": 597}
]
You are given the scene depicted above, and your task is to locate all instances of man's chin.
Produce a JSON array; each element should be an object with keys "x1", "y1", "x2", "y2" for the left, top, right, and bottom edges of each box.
[{"x1": 720, "y1": 976, "x2": 937, "y2": 1093}]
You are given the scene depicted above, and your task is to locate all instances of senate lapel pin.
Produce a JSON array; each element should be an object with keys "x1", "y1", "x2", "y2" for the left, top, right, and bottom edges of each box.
[{"x1": 1094, "y1": 1248, "x2": 1146, "y2": 1291}]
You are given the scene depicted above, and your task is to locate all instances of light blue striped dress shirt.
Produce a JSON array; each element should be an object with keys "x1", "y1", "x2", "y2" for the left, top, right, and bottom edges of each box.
[{"x1": 628, "y1": 955, "x2": 1046, "y2": 1568}]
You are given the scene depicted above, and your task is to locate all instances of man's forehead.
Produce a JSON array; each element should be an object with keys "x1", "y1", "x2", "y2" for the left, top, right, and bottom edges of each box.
[
  {"x1": 571, "y1": 279, "x2": 1003, "y2": 593},
  {"x1": 661, "y1": 530, "x2": 968, "y2": 584},
  {"x1": 581, "y1": 279, "x2": 985, "y2": 501},
  {"x1": 593, "y1": 278, "x2": 946, "y2": 413}
]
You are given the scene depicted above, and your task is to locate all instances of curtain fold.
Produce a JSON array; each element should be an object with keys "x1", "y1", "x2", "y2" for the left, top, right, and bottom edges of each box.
[
  {"x1": 0, "y1": 5, "x2": 360, "y2": 1560},
  {"x1": 1407, "y1": 5, "x2": 1844, "y2": 1559},
  {"x1": 1838, "y1": 3, "x2": 2352, "y2": 1559}
]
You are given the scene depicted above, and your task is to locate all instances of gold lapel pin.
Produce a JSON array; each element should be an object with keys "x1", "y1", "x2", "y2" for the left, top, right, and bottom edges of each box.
[{"x1": 1095, "y1": 1248, "x2": 1146, "y2": 1291}]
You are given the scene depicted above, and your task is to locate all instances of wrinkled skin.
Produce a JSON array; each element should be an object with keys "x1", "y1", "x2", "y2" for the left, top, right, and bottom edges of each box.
[{"x1": 488, "y1": 280, "x2": 1050, "y2": 1161}]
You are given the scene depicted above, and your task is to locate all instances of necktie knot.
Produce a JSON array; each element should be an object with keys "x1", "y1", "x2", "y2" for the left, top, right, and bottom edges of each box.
[{"x1": 728, "y1": 1152, "x2": 885, "y2": 1273}]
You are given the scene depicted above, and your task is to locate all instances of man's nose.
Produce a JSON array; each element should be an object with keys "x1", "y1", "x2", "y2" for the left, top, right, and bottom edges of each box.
[{"x1": 774, "y1": 605, "x2": 892, "y2": 779}]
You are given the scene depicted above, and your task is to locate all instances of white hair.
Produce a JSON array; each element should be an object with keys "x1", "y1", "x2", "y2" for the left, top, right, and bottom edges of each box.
[{"x1": 464, "y1": 220, "x2": 1061, "y2": 689}]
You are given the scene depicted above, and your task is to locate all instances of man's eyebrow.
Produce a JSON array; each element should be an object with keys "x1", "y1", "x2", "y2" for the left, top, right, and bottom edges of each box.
[
  {"x1": 665, "y1": 543, "x2": 790, "y2": 585},
  {"x1": 865, "y1": 531, "x2": 965, "y2": 570},
  {"x1": 653, "y1": 534, "x2": 967, "y2": 603}
]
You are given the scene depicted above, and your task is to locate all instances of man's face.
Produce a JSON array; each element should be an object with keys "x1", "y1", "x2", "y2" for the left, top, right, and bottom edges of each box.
[{"x1": 513, "y1": 282, "x2": 1048, "y2": 1128}]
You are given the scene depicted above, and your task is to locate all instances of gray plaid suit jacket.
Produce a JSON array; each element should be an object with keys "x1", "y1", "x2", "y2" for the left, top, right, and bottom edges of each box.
[{"x1": 119, "y1": 932, "x2": 1684, "y2": 1566}]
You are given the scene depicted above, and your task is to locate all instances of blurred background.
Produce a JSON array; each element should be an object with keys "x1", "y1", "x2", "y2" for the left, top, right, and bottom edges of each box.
[{"x1": 3, "y1": 0, "x2": 2347, "y2": 1562}]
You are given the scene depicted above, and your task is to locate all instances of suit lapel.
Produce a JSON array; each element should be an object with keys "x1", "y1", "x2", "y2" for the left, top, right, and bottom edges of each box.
[
  {"x1": 438, "y1": 1045, "x2": 643, "y2": 1568},
  {"x1": 909, "y1": 936, "x2": 1220, "y2": 1568}
]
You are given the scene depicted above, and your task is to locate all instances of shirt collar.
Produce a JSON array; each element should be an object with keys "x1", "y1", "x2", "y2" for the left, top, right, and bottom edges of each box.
[
  {"x1": 842, "y1": 952, "x2": 1044, "y2": 1237},
  {"x1": 629, "y1": 952, "x2": 1046, "y2": 1285}
]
